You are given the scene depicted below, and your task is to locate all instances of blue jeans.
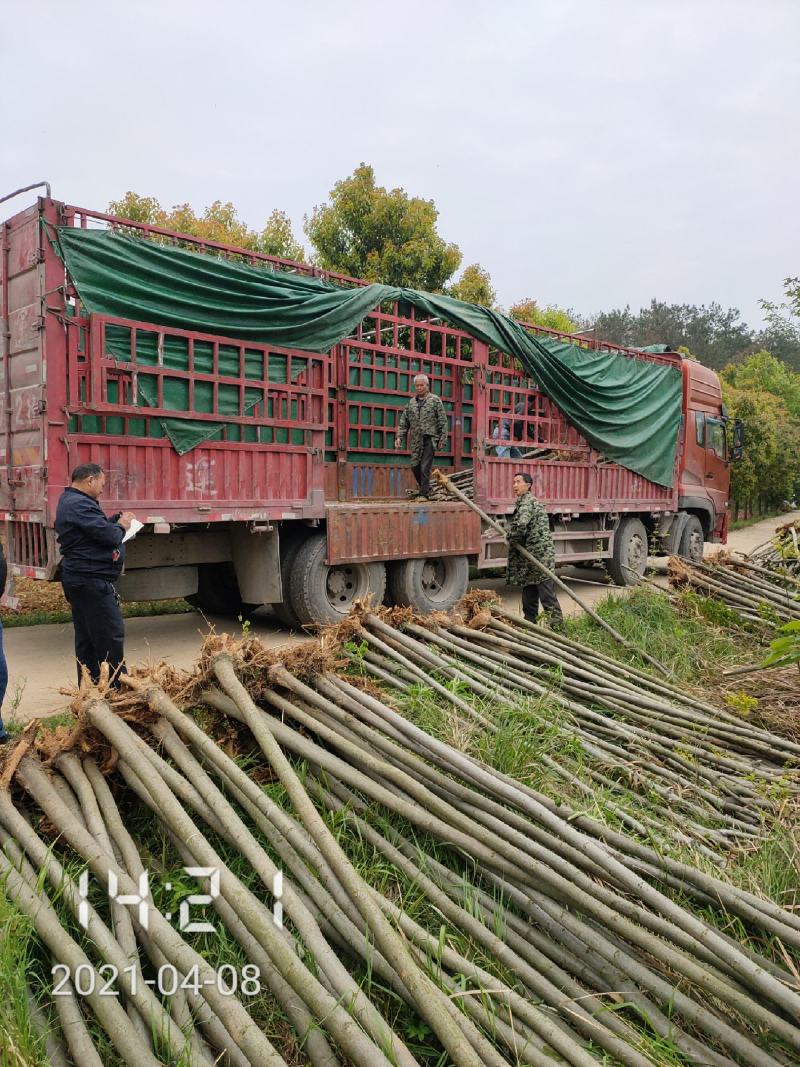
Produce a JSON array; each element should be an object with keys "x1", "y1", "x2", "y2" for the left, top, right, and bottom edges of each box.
[
  {"x1": 493, "y1": 424, "x2": 522, "y2": 459},
  {"x1": 0, "y1": 621, "x2": 8, "y2": 734}
]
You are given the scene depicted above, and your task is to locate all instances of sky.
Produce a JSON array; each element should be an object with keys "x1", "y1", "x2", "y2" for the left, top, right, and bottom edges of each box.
[{"x1": 2, "y1": 0, "x2": 798, "y2": 328}]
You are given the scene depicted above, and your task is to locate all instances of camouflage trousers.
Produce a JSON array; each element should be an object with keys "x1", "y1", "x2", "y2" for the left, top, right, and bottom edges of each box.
[
  {"x1": 521, "y1": 580, "x2": 564, "y2": 627},
  {"x1": 411, "y1": 435, "x2": 436, "y2": 497}
]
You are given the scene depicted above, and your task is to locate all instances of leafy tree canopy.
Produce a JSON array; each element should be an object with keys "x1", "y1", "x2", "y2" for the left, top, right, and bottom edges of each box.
[
  {"x1": 722, "y1": 384, "x2": 799, "y2": 511},
  {"x1": 509, "y1": 298, "x2": 578, "y2": 334},
  {"x1": 721, "y1": 349, "x2": 800, "y2": 419},
  {"x1": 107, "y1": 192, "x2": 306, "y2": 262},
  {"x1": 304, "y1": 164, "x2": 461, "y2": 290},
  {"x1": 721, "y1": 349, "x2": 800, "y2": 512},
  {"x1": 758, "y1": 277, "x2": 800, "y2": 371},
  {"x1": 107, "y1": 183, "x2": 800, "y2": 383},
  {"x1": 448, "y1": 263, "x2": 496, "y2": 308},
  {"x1": 590, "y1": 300, "x2": 752, "y2": 370}
]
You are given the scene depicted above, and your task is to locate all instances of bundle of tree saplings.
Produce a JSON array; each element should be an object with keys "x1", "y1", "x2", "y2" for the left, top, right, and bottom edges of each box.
[
  {"x1": 0, "y1": 729, "x2": 296, "y2": 1066},
  {"x1": 0, "y1": 664, "x2": 652, "y2": 1067},
  {"x1": 2, "y1": 631, "x2": 799, "y2": 1066},
  {"x1": 668, "y1": 553, "x2": 800, "y2": 628},
  {"x1": 427, "y1": 466, "x2": 475, "y2": 500},
  {"x1": 720, "y1": 663, "x2": 800, "y2": 744},
  {"x1": 192, "y1": 635, "x2": 800, "y2": 1067},
  {"x1": 427, "y1": 451, "x2": 556, "y2": 502},
  {"x1": 749, "y1": 520, "x2": 800, "y2": 579},
  {"x1": 342, "y1": 602, "x2": 800, "y2": 856}
]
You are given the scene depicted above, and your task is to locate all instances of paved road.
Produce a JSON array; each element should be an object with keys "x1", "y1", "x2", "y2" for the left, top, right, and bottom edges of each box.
[{"x1": 4, "y1": 511, "x2": 797, "y2": 727}]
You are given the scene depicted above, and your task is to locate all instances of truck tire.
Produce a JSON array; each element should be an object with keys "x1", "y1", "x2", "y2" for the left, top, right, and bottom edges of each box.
[
  {"x1": 186, "y1": 563, "x2": 259, "y2": 617},
  {"x1": 272, "y1": 536, "x2": 305, "y2": 629},
  {"x1": 677, "y1": 514, "x2": 704, "y2": 563},
  {"x1": 386, "y1": 555, "x2": 469, "y2": 613},
  {"x1": 289, "y1": 533, "x2": 386, "y2": 625},
  {"x1": 604, "y1": 518, "x2": 648, "y2": 586}
]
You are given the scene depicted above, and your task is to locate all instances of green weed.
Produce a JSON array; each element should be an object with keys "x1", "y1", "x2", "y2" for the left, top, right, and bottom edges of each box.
[
  {"x1": 566, "y1": 587, "x2": 748, "y2": 683},
  {"x1": 4, "y1": 600, "x2": 196, "y2": 629}
]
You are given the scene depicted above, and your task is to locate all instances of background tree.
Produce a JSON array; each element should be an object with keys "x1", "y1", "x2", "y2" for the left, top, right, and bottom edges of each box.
[
  {"x1": 304, "y1": 164, "x2": 461, "y2": 289},
  {"x1": 759, "y1": 277, "x2": 800, "y2": 371},
  {"x1": 108, "y1": 192, "x2": 163, "y2": 225},
  {"x1": 259, "y1": 210, "x2": 306, "y2": 261},
  {"x1": 108, "y1": 193, "x2": 306, "y2": 261},
  {"x1": 722, "y1": 349, "x2": 800, "y2": 418},
  {"x1": 590, "y1": 300, "x2": 752, "y2": 369},
  {"x1": 722, "y1": 386, "x2": 798, "y2": 517},
  {"x1": 448, "y1": 263, "x2": 496, "y2": 307},
  {"x1": 509, "y1": 298, "x2": 578, "y2": 333},
  {"x1": 721, "y1": 350, "x2": 800, "y2": 517}
]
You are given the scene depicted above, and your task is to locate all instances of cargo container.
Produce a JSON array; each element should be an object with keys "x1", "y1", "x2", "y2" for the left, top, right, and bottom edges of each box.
[{"x1": 0, "y1": 190, "x2": 741, "y2": 623}]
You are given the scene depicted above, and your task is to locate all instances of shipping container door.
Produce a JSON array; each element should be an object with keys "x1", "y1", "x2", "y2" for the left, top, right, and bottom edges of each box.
[{"x1": 0, "y1": 203, "x2": 47, "y2": 514}]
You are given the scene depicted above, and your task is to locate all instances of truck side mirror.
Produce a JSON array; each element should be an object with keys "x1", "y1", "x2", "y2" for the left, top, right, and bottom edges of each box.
[{"x1": 731, "y1": 419, "x2": 744, "y2": 462}]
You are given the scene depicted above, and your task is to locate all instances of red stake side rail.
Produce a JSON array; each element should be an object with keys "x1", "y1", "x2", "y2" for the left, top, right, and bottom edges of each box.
[{"x1": 62, "y1": 203, "x2": 368, "y2": 287}]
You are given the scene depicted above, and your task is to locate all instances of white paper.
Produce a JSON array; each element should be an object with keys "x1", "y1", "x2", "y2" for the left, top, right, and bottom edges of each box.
[{"x1": 122, "y1": 518, "x2": 144, "y2": 543}]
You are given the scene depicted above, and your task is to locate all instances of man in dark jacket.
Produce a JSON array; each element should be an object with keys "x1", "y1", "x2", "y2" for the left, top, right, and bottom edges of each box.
[
  {"x1": 395, "y1": 374, "x2": 448, "y2": 499},
  {"x1": 55, "y1": 463, "x2": 136, "y2": 685},
  {"x1": 506, "y1": 472, "x2": 563, "y2": 628}
]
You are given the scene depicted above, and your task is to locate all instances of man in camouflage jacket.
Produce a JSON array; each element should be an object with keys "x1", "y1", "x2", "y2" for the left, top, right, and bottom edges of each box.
[
  {"x1": 394, "y1": 374, "x2": 448, "y2": 498},
  {"x1": 506, "y1": 472, "x2": 563, "y2": 627}
]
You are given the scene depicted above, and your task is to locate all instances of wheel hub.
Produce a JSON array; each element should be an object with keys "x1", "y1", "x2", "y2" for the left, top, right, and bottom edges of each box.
[
  {"x1": 688, "y1": 530, "x2": 703, "y2": 560},
  {"x1": 420, "y1": 560, "x2": 445, "y2": 596},
  {"x1": 326, "y1": 565, "x2": 359, "y2": 606},
  {"x1": 627, "y1": 533, "x2": 646, "y2": 573}
]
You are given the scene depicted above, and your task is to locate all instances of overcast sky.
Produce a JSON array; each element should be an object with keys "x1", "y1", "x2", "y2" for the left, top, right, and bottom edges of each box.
[{"x1": 2, "y1": 0, "x2": 797, "y2": 327}]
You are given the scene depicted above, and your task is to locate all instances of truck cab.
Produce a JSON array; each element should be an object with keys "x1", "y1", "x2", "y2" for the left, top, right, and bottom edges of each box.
[{"x1": 678, "y1": 359, "x2": 733, "y2": 546}]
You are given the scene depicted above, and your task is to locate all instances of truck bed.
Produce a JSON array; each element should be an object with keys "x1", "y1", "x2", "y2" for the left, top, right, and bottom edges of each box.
[{"x1": 2, "y1": 197, "x2": 680, "y2": 579}]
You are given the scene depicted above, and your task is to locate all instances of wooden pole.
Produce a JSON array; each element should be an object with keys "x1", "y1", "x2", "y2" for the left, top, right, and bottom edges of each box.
[{"x1": 433, "y1": 469, "x2": 673, "y2": 679}]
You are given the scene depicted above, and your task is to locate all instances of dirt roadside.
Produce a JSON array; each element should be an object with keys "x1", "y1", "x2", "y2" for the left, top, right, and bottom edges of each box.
[{"x1": 3, "y1": 511, "x2": 797, "y2": 728}]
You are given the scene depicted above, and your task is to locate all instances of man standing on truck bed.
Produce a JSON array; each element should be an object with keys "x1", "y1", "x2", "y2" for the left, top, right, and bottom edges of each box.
[
  {"x1": 507, "y1": 472, "x2": 563, "y2": 628},
  {"x1": 55, "y1": 464, "x2": 136, "y2": 686},
  {"x1": 394, "y1": 374, "x2": 448, "y2": 499}
]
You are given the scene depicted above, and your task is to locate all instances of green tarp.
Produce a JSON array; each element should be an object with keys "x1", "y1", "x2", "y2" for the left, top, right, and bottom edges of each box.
[{"x1": 56, "y1": 227, "x2": 683, "y2": 485}]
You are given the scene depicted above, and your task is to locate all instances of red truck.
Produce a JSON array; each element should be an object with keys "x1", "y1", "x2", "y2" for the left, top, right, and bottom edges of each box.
[{"x1": 0, "y1": 190, "x2": 742, "y2": 624}]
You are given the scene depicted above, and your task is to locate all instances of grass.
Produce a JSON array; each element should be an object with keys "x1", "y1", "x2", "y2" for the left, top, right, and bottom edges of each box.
[
  {"x1": 730, "y1": 509, "x2": 788, "y2": 531},
  {"x1": 3, "y1": 600, "x2": 197, "y2": 629},
  {"x1": 0, "y1": 894, "x2": 50, "y2": 1067},
  {"x1": 564, "y1": 586, "x2": 758, "y2": 684},
  {"x1": 3, "y1": 577, "x2": 198, "y2": 628},
  {"x1": 0, "y1": 711, "x2": 78, "y2": 744}
]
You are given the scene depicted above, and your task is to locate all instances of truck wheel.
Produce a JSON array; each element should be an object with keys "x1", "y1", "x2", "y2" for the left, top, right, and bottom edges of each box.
[
  {"x1": 604, "y1": 518, "x2": 648, "y2": 586},
  {"x1": 386, "y1": 555, "x2": 469, "y2": 613},
  {"x1": 186, "y1": 563, "x2": 259, "y2": 617},
  {"x1": 271, "y1": 537, "x2": 305, "y2": 629},
  {"x1": 678, "y1": 515, "x2": 704, "y2": 563},
  {"x1": 289, "y1": 533, "x2": 387, "y2": 625}
]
